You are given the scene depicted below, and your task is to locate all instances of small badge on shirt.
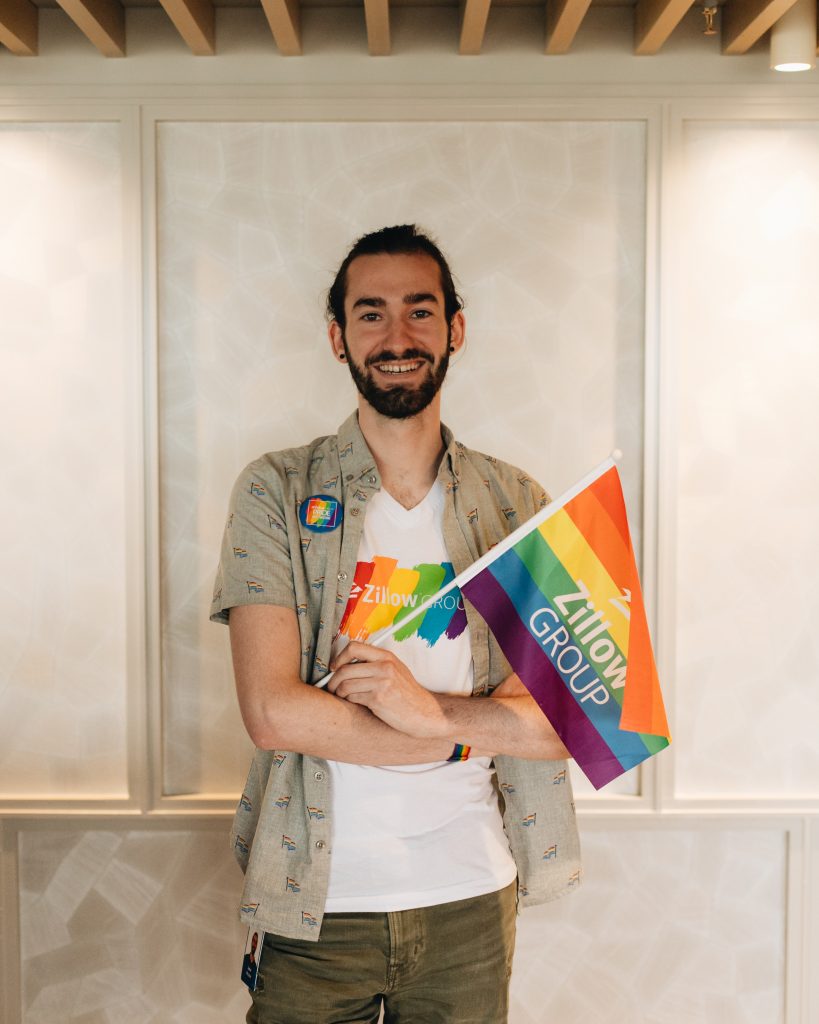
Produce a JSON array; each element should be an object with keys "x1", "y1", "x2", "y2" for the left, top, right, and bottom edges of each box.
[
  {"x1": 299, "y1": 494, "x2": 343, "y2": 533},
  {"x1": 240, "y1": 927, "x2": 265, "y2": 991}
]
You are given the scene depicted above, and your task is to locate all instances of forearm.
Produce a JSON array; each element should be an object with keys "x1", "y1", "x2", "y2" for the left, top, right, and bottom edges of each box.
[
  {"x1": 246, "y1": 680, "x2": 465, "y2": 766},
  {"x1": 324, "y1": 642, "x2": 567, "y2": 762},
  {"x1": 230, "y1": 605, "x2": 465, "y2": 766},
  {"x1": 434, "y1": 687, "x2": 570, "y2": 761}
]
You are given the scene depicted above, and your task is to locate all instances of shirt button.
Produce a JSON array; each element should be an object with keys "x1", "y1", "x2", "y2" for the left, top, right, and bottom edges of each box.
[
  {"x1": 367, "y1": 475, "x2": 377, "y2": 485},
  {"x1": 345, "y1": 474, "x2": 354, "y2": 481},
  {"x1": 337, "y1": 571, "x2": 347, "y2": 582},
  {"x1": 350, "y1": 508, "x2": 360, "y2": 517},
  {"x1": 315, "y1": 840, "x2": 326, "y2": 850},
  {"x1": 314, "y1": 771, "x2": 325, "y2": 782}
]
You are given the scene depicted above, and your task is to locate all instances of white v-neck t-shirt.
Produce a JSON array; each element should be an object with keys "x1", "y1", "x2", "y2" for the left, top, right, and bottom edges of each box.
[{"x1": 324, "y1": 481, "x2": 517, "y2": 912}]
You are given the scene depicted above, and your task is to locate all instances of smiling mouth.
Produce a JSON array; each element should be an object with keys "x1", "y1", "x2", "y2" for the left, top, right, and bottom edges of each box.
[{"x1": 372, "y1": 360, "x2": 427, "y2": 375}]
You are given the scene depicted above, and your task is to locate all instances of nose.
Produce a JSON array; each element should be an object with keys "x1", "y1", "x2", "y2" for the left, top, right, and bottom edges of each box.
[{"x1": 381, "y1": 315, "x2": 412, "y2": 352}]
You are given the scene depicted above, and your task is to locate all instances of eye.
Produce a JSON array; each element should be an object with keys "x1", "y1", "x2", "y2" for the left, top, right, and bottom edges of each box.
[
  {"x1": 410, "y1": 309, "x2": 433, "y2": 319},
  {"x1": 360, "y1": 312, "x2": 382, "y2": 322}
]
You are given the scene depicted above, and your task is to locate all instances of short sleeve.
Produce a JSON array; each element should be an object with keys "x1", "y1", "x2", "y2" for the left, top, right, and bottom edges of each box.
[
  {"x1": 210, "y1": 459, "x2": 297, "y2": 625},
  {"x1": 506, "y1": 467, "x2": 551, "y2": 521},
  {"x1": 532, "y1": 480, "x2": 551, "y2": 514},
  {"x1": 512, "y1": 466, "x2": 551, "y2": 519}
]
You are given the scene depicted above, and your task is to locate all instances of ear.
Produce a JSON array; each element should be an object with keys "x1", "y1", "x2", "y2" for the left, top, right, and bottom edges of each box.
[
  {"x1": 328, "y1": 320, "x2": 346, "y2": 362},
  {"x1": 448, "y1": 310, "x2": 466, "y2": 354}
]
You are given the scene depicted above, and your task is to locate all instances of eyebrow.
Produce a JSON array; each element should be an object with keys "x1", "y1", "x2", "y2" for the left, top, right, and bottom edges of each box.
[{"x1": 351, "y1": 292, "x2": 440, "y2": 311}]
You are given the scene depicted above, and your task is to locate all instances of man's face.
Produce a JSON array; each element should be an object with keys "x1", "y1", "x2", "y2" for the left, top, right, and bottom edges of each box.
[{"x1": 329, "y1": 251, "x2": 464, "y2": 420}]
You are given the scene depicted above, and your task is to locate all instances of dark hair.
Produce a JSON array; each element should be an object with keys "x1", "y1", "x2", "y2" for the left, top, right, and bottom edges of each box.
[{"x1": 326, "y1": 224, "x2": 463, "y2": 329}]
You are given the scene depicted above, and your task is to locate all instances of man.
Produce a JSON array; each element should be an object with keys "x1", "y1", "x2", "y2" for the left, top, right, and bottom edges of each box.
[{"x1": 211, "y1": 225, "x2": 581, "y2": 1024}]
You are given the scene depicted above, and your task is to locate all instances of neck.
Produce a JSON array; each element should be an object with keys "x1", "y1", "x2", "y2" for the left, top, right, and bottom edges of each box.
[{"x1": 356, "y1": 397, "x2": 445, "y2": 509}]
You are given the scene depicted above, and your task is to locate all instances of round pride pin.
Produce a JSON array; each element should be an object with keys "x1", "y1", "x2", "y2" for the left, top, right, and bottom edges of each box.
[{"x1": 299, "y1": 494, "x2": 343, "y2": 533}]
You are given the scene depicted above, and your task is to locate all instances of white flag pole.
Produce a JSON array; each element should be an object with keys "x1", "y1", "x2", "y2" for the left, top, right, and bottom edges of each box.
[{"x1": 315, "y1": 455, "x2": 617, "y2": 689}]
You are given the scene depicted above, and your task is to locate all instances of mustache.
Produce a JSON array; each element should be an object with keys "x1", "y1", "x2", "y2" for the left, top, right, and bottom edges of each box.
[{"x1": 364, "y1": 349, "x2": 434, "y2": 368}]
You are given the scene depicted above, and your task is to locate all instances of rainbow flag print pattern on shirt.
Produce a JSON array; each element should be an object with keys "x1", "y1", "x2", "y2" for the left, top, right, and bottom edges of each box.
[
  {"x1": 461, "y1": 463, "x2": 670, "y2": 790},
  {"x1": 338, "y1": 556, "x2": 467, "y2": 646}
]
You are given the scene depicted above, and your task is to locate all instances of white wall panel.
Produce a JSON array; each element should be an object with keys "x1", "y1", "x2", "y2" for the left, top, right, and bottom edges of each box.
[
  {"x1": 675, "y1": 122, "x2": 819, "y2": 798},
  {"x1": 0, "y1": 124, "x2": 129, "y2": 798},
  {"x1": 511, "y1": 827, "x2": 786, "y2": 1023},
  {"x1": 156, "y1": 120, "x2": 646, "y2": 798},
  {"x1": 18, "y1": 829, "x2": 248, "y2": 1022},
  {"x1": 16, "y1": 825, "x2": 786, "y2": 1024}
]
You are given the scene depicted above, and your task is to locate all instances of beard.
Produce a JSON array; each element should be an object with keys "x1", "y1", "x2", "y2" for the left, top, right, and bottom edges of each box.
[{"x1": 341, "y1": 337, "x2": 451, "y2": 420}]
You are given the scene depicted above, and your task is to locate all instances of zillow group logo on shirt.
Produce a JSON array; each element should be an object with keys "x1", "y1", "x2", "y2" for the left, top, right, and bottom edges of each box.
[{"x1": 338, "y1": 556, "x2": 467, "y2": 646}]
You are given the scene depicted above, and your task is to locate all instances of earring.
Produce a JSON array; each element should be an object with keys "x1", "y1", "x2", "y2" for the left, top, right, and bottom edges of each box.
[
  {"x1": 449, "y1": 345, "x2": 455, "y2": 352},
  {"x1": 338, "y1": 353, "x2": 346, "y2": 361}
]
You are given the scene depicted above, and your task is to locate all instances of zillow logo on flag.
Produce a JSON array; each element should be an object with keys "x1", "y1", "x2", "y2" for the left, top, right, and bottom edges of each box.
[{"x1": 529, "y1": 579, "x2": 630, "y2": 707}]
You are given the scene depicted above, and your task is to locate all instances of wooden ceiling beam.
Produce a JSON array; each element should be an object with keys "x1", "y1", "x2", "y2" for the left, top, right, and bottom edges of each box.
[
  {"x1": 459, "y1": 0, "x2": 491, "y2": 54},
  {"x1": 364, "y1": 0, "x2": 390, "y2": 54},
  {"x1": 158, "y1": 0, "x2": 214, "y2": 55},
  {"x1": 634, "y1": 0, "x2": 695, "y2": 54},
  {"x1": 545, "y1": 0, "x2": 593, "y2": 54},
  {"x1": 260, "y1": 0, "x2": 301, "y2": 55},
  {"x1": 0, "y1": 0, "x2": 38, "y2": 54},
  {"x1": 722, "y1": 0, "x2": 800, "y2": 53},
  {"x1": 56, "y1": 0, "x2": 125, "y2": 56}
]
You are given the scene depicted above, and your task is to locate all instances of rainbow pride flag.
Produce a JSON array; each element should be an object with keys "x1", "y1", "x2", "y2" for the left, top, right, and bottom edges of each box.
[
  {"x1": 460, "y1": 459, "x2": 670, "y2": 789},
  {"x1": 326, "y1": 458, "x2": 670, "y2": 789}
]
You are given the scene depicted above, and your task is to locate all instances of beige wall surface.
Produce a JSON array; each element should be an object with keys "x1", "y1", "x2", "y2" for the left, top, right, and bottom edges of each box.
[
  {"x1": 0, "y1": 123, "x2": 130, "y2": 800},
  {"x1": 675, "y1": 121, "x2": 819, "y2": 799},
  {"x1": 1, "y1": 16, "x2": 818, "y2": 1022}
]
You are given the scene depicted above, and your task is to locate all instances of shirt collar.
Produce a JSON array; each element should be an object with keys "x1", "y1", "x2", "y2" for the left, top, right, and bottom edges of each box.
[
  {"x1": 336, "y1": 411, "x2": 461, "y2": 486},
  {"x1": 336, "y1": 412, "x2": 379, "y2": 486},
  {"x1": 438, "y1": 421, "x2": 461, "y2": 482}
]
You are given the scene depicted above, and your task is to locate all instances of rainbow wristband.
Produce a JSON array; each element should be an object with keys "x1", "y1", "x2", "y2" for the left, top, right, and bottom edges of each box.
[{"x1": 447, "y1": 743, "x2": 471, "y2": 762}]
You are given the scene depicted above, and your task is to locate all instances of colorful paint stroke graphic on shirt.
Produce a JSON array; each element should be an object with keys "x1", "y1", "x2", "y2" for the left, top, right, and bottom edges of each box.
[
  {"x1": 338, "y1": 557, "x2": 467, "y2": 646},
  {"x1": 460, "y1": 463, "x2": 671, "y2": 790}
]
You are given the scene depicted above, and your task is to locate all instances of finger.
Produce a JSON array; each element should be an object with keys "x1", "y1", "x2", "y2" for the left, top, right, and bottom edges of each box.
[
  {"x1": 334, "y1": 678, "x2": 379, "y2": 702},
  {"x1": 325, "y1": 660, "x2": 383, "y2": 694},
  {"x1": 332, "y1": 671, "x2": 394, "y2": 702},
  {"x1": 333, "y1": 641, "x2": 393, "y2": 669},
  {"x1": 329, "y1": 644, "x2": 359, "y2": 671},
  {"x1": 492, "y1": 674, "x2": 528, "y2": 697},
  {"x1": 343, "y1": 691, "x2": 378, "y2": 708}
]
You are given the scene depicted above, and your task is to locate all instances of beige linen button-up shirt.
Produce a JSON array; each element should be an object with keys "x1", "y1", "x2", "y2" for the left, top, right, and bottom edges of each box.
[{"x1": 211, "y1": 413, "x2": 581, "y2": 941}]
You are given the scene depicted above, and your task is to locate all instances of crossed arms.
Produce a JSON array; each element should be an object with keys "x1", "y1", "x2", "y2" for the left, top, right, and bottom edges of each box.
[{"x1": 230, "y1": 604, "x2": 570, "y2": 766}]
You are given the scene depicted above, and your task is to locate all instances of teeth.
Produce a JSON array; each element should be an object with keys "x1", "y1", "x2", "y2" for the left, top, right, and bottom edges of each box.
[{"x1": 375, "y1": 362, "x2": 423, "y2": 374}]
